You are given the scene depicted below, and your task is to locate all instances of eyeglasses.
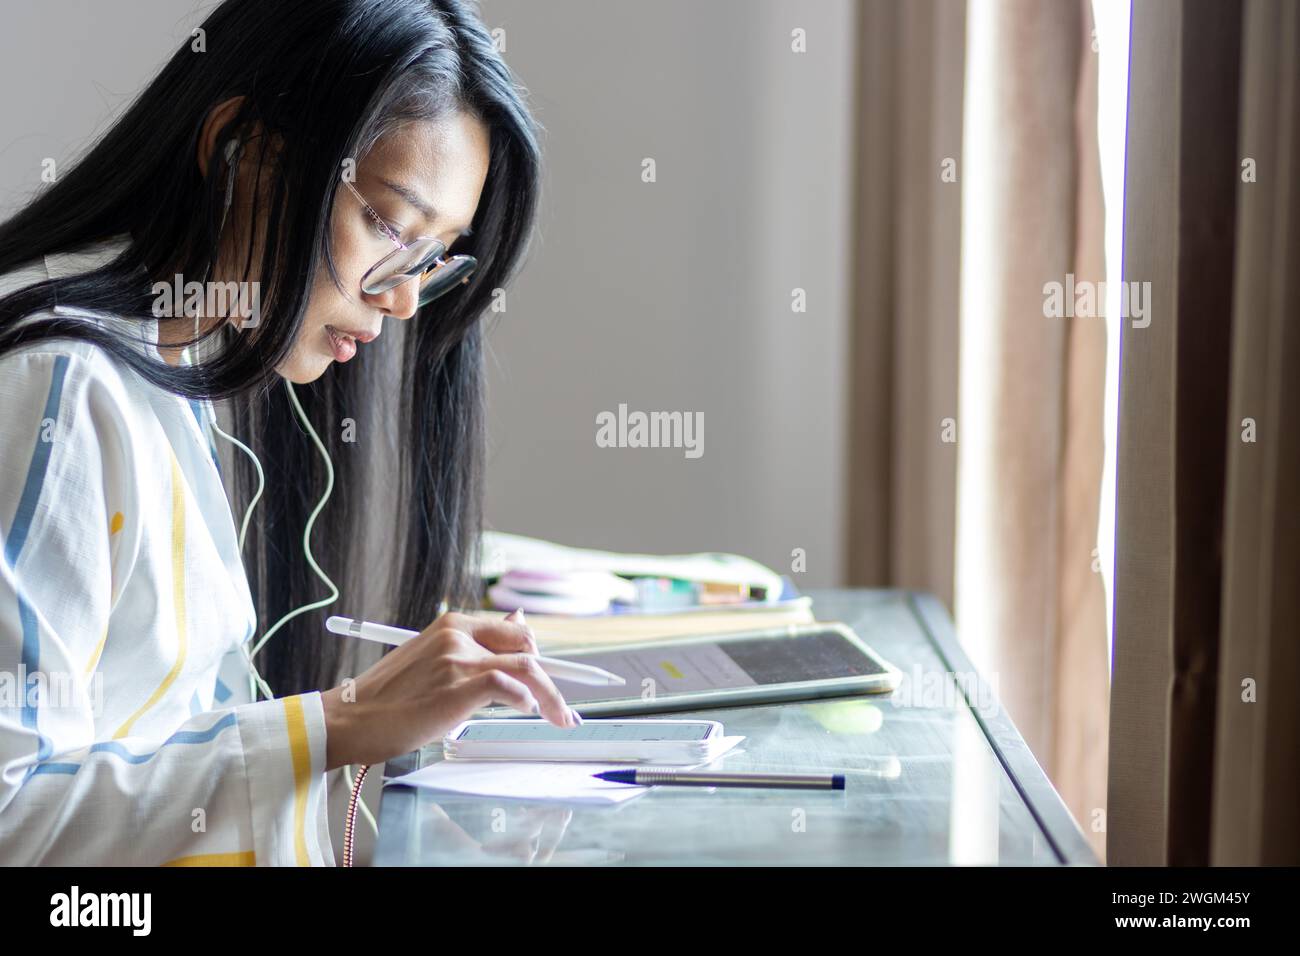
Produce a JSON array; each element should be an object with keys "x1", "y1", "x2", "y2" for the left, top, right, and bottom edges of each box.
[{"x1": 341, "y1": 178, "x2": 477, "y2": 306}]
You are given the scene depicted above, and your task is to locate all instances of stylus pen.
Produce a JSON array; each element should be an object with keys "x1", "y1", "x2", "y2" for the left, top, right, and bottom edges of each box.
[
  {"x1": 324, "y1": 616, "x2": 627, "y2": 687},
  {"x1": 593, "y1": 769, "x2": 846, "y2": 790}
]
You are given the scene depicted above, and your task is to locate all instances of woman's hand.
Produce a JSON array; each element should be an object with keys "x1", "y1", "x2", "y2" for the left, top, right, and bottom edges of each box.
[{"x1": 320, "y1": 608, "x2": 576, "y2": 770}]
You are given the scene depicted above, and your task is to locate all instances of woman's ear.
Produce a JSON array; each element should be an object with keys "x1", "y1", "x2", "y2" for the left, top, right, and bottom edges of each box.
[{"x1": 196, "y1": 96, "x2": 247, "y2": 180}]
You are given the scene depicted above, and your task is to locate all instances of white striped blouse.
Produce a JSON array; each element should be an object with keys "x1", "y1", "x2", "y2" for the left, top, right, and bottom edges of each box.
[{"x1": 0, "y1": 237, "x2": 334, "y2": 866}]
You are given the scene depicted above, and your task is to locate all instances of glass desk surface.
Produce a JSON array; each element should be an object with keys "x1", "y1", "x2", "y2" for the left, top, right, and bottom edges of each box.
[{"x1": 372, "y1": 590, "x2": 1096, "y2": 866}]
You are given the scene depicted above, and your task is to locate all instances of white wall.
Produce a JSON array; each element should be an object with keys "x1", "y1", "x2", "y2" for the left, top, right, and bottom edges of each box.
[
  {"x1": 479, "y1": 0, "x2": 855, "y2": 588},
  {"x1": 0, "y1": 1, "x2": 217, "y2": 216}
]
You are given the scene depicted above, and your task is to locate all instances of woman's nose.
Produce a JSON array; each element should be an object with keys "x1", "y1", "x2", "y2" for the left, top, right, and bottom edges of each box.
[{"x1": 366, "y1": 275, "x2": 421, "y2": 320}]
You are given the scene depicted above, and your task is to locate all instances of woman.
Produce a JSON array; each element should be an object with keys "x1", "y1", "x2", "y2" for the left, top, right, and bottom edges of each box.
[{"x1": 0, "y1": 0, "x2": 575, "y2": 866}]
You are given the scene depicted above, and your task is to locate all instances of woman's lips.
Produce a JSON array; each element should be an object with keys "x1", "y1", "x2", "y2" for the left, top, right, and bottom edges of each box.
[{"x1": 325, "y1": 324, "x2": 357, "y2": 362}]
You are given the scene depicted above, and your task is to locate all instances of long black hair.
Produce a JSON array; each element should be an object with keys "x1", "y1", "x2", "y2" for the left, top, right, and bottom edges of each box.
[{"x1": 0, "y1": 0, "x2": 541, "y2": 695}]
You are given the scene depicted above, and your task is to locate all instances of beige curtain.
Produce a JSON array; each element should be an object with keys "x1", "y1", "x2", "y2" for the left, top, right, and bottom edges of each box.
[
  {"x1": 846, "y1": 0, "x2": 964, "y2": 611},
  {"x1": 1211, "y1": 0, "x2": 1300, "y2": 866},
  {"x1": 1111, "y1": 0, "x2": 1300, "y2": 866},
  {"x1": 1052, "y1": 1, "x2": 1109, "y2": 857},
  {"x1": 847, "y1": 0, "x2": 1109, "y2": 860},
  {"x1": 953, "y1": 0, "x2": 1108, "y2": 861}
]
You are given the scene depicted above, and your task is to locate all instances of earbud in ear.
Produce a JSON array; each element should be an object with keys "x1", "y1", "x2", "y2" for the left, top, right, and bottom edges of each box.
[{"x1": 219, "y1": 140, "x2": 242, "y2": 213}]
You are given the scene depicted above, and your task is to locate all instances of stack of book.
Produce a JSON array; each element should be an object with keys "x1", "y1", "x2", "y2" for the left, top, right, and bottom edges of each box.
[{"x1": 475, "y1": 531, "x2": 814, "y2": 650}]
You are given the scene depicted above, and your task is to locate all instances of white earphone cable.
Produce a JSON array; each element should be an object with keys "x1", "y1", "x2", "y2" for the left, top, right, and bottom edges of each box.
[
  {"x1": 200, "y1": 137, "x2": 376, "y2": 845},
  {"x1": 248, "y1": 379, "x2": 340, "y2": 659}
]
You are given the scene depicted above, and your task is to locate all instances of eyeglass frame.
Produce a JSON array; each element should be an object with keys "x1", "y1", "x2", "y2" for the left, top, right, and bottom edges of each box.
[{"x1": 340, "y1": 177, "x2": 477, "y2": 305}]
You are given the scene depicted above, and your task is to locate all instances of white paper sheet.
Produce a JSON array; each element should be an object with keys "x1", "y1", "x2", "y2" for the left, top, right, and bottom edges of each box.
[{"x1": 385, "y1": 736, "x2": 746, "y2": 805}]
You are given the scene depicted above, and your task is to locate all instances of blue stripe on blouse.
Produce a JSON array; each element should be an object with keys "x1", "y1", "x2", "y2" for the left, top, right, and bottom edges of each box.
[
  {"x1": 29, "y1": 713, "x2": 238, "y2": 775},
  {"x1": 188, "y1": 398, "x2": 222, "y2": 476},
  {"x1": 5, "y1": 355, "x2": 71, "y2": 774}
]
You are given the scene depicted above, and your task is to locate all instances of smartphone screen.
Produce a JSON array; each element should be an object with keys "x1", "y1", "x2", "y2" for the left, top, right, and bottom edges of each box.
[{"x1": 453, "y1": 721, "x2": 715, "y2": 742}]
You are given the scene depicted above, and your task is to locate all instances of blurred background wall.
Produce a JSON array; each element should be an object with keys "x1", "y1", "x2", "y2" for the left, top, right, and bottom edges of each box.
[{"x1": 475, "y1": 0, "x2": 855, "y2": 589}]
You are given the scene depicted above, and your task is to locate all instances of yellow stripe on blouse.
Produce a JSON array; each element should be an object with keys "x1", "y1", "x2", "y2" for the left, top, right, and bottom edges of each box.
[
  {"x1": 113, "y1": 452, "x2": 188, "y2": 738},
  {"x1": 83, "y1": 511, "x2": 124, "y2": 676},
  {"x1": 282, "y1": 695, "x2": 313, "y2": 866},
  {"x1": 162, "y1": 851, "x2": 256, "y2": 867}
]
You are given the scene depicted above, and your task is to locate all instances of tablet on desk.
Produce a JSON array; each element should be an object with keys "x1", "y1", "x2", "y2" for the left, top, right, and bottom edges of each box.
[{"x1": 480, "y1": 622, "x2": 901, "y2": 717}]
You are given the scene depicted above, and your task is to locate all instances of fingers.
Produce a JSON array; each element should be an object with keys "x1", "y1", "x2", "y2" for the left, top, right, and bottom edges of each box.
[
  {"x1": 478, "y1": 652, "x2": 576, "y2": 728},
  {"x1": 433, "y1": 608, "x2": 539, "y2": 656},
  {"x1": 464, "y1": 669, "x2": 539, "y2": 718}
]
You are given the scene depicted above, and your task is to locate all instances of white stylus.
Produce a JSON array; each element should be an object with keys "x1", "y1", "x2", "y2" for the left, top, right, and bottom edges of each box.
[{"x1": 324, "y1": 616, "x2": 627, "y2": 687}]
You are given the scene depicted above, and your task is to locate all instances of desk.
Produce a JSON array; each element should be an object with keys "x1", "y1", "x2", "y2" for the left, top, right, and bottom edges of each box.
[{"x1": 372, "y1": 589, "x2": 1096, "y2": 865}]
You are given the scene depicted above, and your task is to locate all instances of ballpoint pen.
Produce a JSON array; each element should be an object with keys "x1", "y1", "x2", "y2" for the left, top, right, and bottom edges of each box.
[
  {"x1": 593, "y1": 769, "x2": 846, "y2": 790},
  {"x1": 324, "y1": 615, "x2": 627, "y2": 688}
]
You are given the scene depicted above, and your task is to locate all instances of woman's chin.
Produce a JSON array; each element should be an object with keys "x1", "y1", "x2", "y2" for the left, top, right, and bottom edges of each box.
[{"x1": 275, "y1": 352, "x2": 333, "y2": 384}]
